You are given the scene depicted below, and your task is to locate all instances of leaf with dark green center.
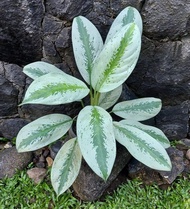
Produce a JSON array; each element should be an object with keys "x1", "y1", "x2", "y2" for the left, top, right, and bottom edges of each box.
[
  {"x1": 105, "y1": 6, "x2": 142, "y2": 44},
  {"x1": 120, "y1": 120, "x2": 170, "y2": 148},
  {"x1": 72, "y1": 16, "x2": 103, "y2": 84},
  {"x1": 77, "y1": 106, "x2": 116, "y2": 180},
  {"x1": 16, "y1": 114, "x2": 73, "y2": 152},
  {"x1": 23, "y1": 61, "x2": 65, "y2": 80},
  {"x1": 112, "y1": 97, "x2": 162, "y2": 121},
  {"x1": 91, "y1": 23, "x2": 141, "y2": 93},
  {"x1": 21, "y1": 72, "x2": 89, "y2": 105},
  {"x1": 51, "y1": 138, "x2": 82, "y2": 196},
  {"x1": 113, "y1": 121, "x2": 172, "y2": 171}
]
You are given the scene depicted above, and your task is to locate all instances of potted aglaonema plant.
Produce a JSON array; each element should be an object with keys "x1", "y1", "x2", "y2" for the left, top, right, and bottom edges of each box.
[{"x1": 16, "y1": 6, "x2": 172, "y2": 199}]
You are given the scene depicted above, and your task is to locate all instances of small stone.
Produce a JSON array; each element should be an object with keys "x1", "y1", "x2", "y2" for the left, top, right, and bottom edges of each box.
[
  {"x1": 34, "y1": 148, "x2": 43, "y2": 157},
  {"x1": 46, "y1": 156, "x2": 53, "y2": 167},
  {"x1": 0, "y1": 143, "x2": 6, "y2": 150},
  {"x1": 36, "y1": 162, "x2": 46, "y2": 168},
  {"x1": 27, "y1": 167, "x2": 47, "y2": 184},
  {"x1": 50, "y1": 140, "x2": 63, "y2": 159},
  {"x1": 4, "y1": 142, "x2": 13, "y2": 149},
  {"x1": 0, "y1": 147, "x2": 32, "y2": 179},
  {"x1": 185, "y1": 149, "x2": 190, "y2": 160},
  {"x1": 43, "y1": 149, "x2": 50, "y2": 158},
  {"x1": 39, "y1": 155, "x2": 45, "y2": 162}
]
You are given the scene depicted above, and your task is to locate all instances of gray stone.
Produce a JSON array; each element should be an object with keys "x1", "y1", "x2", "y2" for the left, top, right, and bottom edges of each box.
[
  {"x1": 128, "y1": 147, "x2": 184, "y2": 185},
  {"x1": 49, "y1": 140, "x2": 63, "y2": 159},
  {"x1": 45, "y1": 0, "x2": 93, "y2": 21},
  {"x1": 156, "y1": 102, "x2": 189, "y2": 140},
  {"x1": 159, "y1": 147, "x2": 185, "y2": 184},
  {"x1": 141, "y1": 0, "x2": 190, "y2": 39},
  {"x1": 43, "y1": 15, "x2": 63, "y2": 36},
  {"x1": 128, "y1": 37, "x2": 190, "y2": 105},
  {"x1": 0, "y1": 62, "x2": 26, "y2": 116},
  {"x1": 185, "y1": 149, "x2": 190, "y2": 161},
  {"x1": 3, "y1": 63, "x2": 25, "y2": 88},
  {"x1": 0, "y1": 75, "x2": 18, "y2": 116},
  {"x1": 72, "y1": 144, "x2": 131, "y2": 201},
  {"x1": 0, "y1": 0, "x2": 44, "y2": 65},
  {"x1": 55, "y1": 28, "x2": 71, "y2": 55},
  {"x1": 0, "y1": 147, "x2": 32, "y2": 179},
  {"x1": 175, "y1": 138, "x2": 190, "y2": 151},
  {"x1": 0, "y1": 118, "x2": 28, "y2": 140},
  {"x1": 27, "y1": 167, "x2": 47, "y2": 184},
  {"x1": 110, "y1": 0, "x2": 144, "y2": 13},
  {"x1": 43, "y1": 36, "x2": 62, "y2": 63}
]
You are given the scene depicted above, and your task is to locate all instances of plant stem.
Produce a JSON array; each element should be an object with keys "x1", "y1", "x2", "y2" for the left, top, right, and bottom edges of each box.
[
  {"x1": 93, "y1": 91, "x2": 100, "y2": 106},
  {"x1": 80, "y1": 100, "x2": 85, "y2": 108},
  {"x1": 90, "y1": 86, "x2": 94, "y2": 105}
]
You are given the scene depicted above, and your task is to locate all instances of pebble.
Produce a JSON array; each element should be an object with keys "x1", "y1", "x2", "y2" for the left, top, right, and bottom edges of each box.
[
  {"x1": 49, "y1": 140, "x2": 63, "y2": 159},
  {"x1": 27, "y1": 167, "x2": 47, "y2": 184},
  {"x1": 46, "y1": 156, "x2": 53, "y2": 167},
  {"x1": 185, "y1": 149, "x2": 190, "y2": 160},
  {"x1": 0, "y1": 147, "x2": 32, "y2": 179}
]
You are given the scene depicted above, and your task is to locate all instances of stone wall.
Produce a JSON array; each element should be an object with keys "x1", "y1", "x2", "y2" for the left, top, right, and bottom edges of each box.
[{"x1": 0, "y1": 0, "x2": 189, "y2": 140}]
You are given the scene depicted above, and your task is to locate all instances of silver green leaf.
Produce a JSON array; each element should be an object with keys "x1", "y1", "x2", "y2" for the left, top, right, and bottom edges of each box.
[
  {"x1": 23, "y1": 61, "x2": 65, "y2": 80},
  {"x1": 72, "y1": 16, "x2": 103, "y2": 84},
  {"x1": 21, "y1": 72, "x2": 89, "y2": 105},
  {"x1": 120, "y1": 120, "x2": 170, "y2": 148},
  {"x1": 77, "y1": 106, "x2": 116, "y2": 180},
  {"x1": 16, "y1": 114, "x2": 73, "y2": 152},
  {"x1": 112, "y1": 97, "x2": 162, "y2": 121},
  {"x1": 113, "y1": 121, "x2": 172, "y2": 171},
  {"x1": 91, "y1": 23, "x2": 141, "y2": 93},
  {"x1": 105, "y1": 6, "x2": 142, "y2": 44},
  {"x1": 51, "y1": 138, "x2": 82, "y2": 196},
  {"x1": 98, "y1": 85, "x2": 122, "y2": 110}
]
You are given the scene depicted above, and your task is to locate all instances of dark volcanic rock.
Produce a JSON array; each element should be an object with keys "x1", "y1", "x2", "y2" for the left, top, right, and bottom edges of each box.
[
  {"x1": 128, "y1": 37, "x2": 190, "y2": 105},
  {"x1": 110, "y1": 0, "x2": 145, "y2": 13},
  {"x1": 0, "y1": 0, "x2": 44, "y2": 65},
  {"x1": 127, "y1": 147, "x2": 184, "y2": 185},
  {"x1": 45, "y1": 0, "x2": 93, "y2": 21},
  {"x1": 0, "y1": 62, "x2": 26, "y2": 117},
  {"x1": 0, "y1": 75, "x2": 18, "y2": 116},
  {"x1": 72, "y1": 144, "x2": 131, "y2": 201},
  {"x1": 156, "y1": 102, "x2": 189, "y2": 140},
  {"x1": 0, "y1": 147, "x2": 32, "y2": 179},
  {"x1": 141, "y1": 0, "x2": 190, "y2": 39},
  {"x1": 0, "y1": 118, "x2": 28, "y2": 140}
]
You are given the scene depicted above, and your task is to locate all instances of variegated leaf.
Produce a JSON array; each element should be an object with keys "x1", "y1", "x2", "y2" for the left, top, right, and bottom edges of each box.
[
  {"x1": 105, "y1": 6, "x2": 142, "y2": 44},
  {"x1": 72, "y1": 16, "x2": 103, "y2": 84},
  {"x1": 120, "y1": 120, "x2": 170, "y2": 148},
  {"x1": 16, "y1": 114, "x2": 72, "y2": 152},
  {"x1": 23, "y1": 61, "x2": 65, "y2": 80},
  {"x1": 21, "y1": 72, "x2": 89, "y2": 105},
  {"x1": 77, "y1": 106, "x2": 116, "y2": 180},
  {"x1": 98, "y1": 85, "x2": 122, "y2": 110},
  {"x1": 91, "y1": 23, "x2": 141, "y2": 93},
  {"x1": 113, "y1": 122, "x2": 172, "y2": 171},
  {"x1": 112, "y1": 98, "x2": 162, "y2": 121},
  {"x1": 51, "y1": 138, "x2": 82, "y2": 196}
]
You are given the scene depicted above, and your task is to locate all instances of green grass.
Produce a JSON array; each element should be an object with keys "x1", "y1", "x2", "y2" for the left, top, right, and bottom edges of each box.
[{"x1": 0, "y1": 171, "x2": 190, "y2": 209}]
